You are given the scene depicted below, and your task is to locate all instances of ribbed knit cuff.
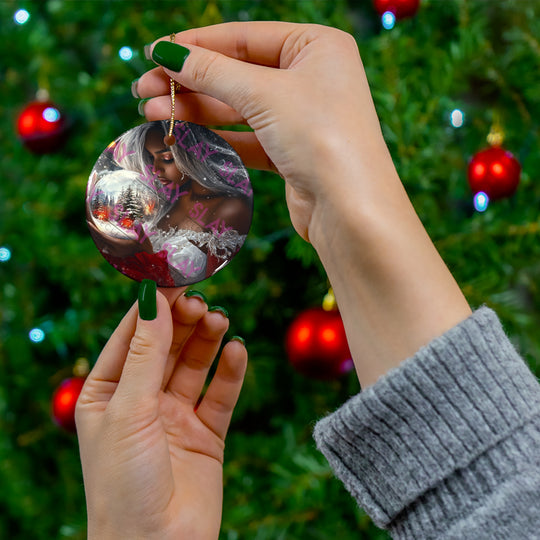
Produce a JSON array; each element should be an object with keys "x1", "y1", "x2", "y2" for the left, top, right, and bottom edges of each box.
[{"x1": 313, "y1": 307, "x2": 540, "y2": 536}]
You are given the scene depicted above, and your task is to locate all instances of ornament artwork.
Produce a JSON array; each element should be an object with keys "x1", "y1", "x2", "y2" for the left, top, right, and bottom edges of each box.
[
  {"x1": 16, "y1": 99, "x2": 67, "y2": 153},
  {"x1": 373, "y1": 0, "x2": 420, "y2": 19},
  {"x1": 52, "y1": 377, "x2": 85, "y2": 432},
  {"x1": 86, "y1": 120, "x2": 253, "y2": 287},
  {"x1": 285, "y1": 303, "x2": 353, "y2": 380},
  {"x1": 468, "y1": 146, "x2": 521, "y2": 202},
  {"x1": 86, "y1": 38, "x2": 253, "y2": 287}
]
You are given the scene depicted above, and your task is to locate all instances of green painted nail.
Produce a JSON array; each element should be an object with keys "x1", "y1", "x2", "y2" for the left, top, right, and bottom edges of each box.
[
  {"x1": 184, "y1": 290, "x2": 208, "y2": 303},
  {"x1": 209, "y1": 306, "x2": 229, "y2": 318},
  {"x1": 138, "y1": 279, "x2": 157, "y2": 320},
  {"x1": 152, "y1": 41, "x2": 190, "y2": 72},
  {"x1": 231, "y1": 336, "x2": 246, "y2": 346},
  {"x1": 131, "y1": 78, "x2": 140, "y2": 99},
  {"x1": 143, "y1": 43, "x2": 153, "y2": 60},
  {"x1": 137, "y1": 99, "x2": 149, "y2": 117}
]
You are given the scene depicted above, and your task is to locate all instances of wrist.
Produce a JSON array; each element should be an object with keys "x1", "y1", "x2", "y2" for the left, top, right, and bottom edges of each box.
[
  {"x1": 307, "y1": 137, "x2": 403, "y2": 253},
  {"x1": 306, "y1": 146, "x2": 471, "y2": 388}
]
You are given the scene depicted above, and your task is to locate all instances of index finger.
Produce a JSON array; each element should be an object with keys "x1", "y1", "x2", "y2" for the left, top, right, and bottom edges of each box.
[{"x1": 151, "y1": 21, "x2": 300, "y2": 68}]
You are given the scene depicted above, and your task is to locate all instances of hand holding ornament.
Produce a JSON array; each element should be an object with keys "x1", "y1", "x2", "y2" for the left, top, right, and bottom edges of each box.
[
  {"x1": 137, "y1": 21, "x2": 471, "y2": 388},
  {"x1": 75, "y1": 283, "x2": 247, "y2": 540}
]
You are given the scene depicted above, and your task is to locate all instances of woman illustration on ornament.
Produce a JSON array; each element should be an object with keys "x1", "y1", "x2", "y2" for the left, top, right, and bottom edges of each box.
[{"x1": 86, "y1": 120, "x2": 253, "y2": 287}]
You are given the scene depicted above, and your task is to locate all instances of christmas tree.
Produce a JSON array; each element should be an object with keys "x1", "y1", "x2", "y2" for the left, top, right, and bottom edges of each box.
[{"x1": 1, "y1": 1, "x2": 539, "y2": 538}]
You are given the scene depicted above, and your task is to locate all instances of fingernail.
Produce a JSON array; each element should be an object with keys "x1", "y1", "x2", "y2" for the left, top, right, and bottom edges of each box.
[
  {"x1": 152, "y1": 41, "x2": 191, "y2": 72},
  {"x1": 144, "y1": 43, "x2": 153, "y2": 60},
  {"x1": 137, "y1": 98, "x2": 149, "y2": 116},
  {"x1": 131, "y1": 78, "x2": 140, "y2": 99},
  {"x1": 209, "y1": 306, "x2": 229, "y2": 318},
  {"x1": 184, "y1": 290, "x2": 208, "y2": 303},
  {"x1": 138, "y1": 279, "x2": 157, "y2": 320},
  {"x1": 231, "y1": 336, "x2": 246, "y2": 346}
]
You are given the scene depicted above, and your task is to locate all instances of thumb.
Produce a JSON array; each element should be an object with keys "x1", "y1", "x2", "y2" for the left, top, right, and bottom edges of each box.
[
  {"x1": 114, "y1": 280, "x2": 173, "y2": 403},
  {"x1": 149, "y1": 40, "x2": 271, "y2": 120}
]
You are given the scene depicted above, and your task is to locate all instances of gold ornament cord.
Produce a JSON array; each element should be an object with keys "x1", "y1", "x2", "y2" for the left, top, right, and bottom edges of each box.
[{"x1": 163, "y1": 33, "x2": 178, "y2": 146}]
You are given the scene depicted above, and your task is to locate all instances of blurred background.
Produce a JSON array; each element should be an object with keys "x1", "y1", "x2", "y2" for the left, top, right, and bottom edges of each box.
[{"x1": 1, "y1": 0, "x2": 540, "y2": 538}]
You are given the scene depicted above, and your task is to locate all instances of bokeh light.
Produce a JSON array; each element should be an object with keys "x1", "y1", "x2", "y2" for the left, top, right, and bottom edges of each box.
[
  {"x1": 473, "y1": 191, "x2": 489, "y2": 212},
  {"x1": 29, "y1": 328, "x2": 45, "y2": 343},
  {"x1": 0, "y1": 247, "x2": 11, "y2": 262},
  {"x1": 450, "y1": 109, "x2": 464, "y2": 128},
  {"x1": 119, "y1": 46, "x2": 133, "y2": 61},
  {"x1": 382, "y1": 11, "x2": 396, "y2": 30},
  {"x1": 43, "y1": 107, "x2": 60, "y2": 123},
  {"x1": 14, "y1": 9, "x2": 30, "y2": 25}
]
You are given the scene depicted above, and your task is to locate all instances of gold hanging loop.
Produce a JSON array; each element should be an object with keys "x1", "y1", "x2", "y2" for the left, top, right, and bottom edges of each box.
[{"x1": 163, "y1": 33, "x2": 178, "y2": 146}]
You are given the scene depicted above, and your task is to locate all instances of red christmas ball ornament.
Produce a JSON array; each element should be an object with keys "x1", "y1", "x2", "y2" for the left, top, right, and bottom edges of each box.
[
  {"x1": 468, "y1": 146, "x2": 521, "y2": 201},
  {"x1": 16, "y1": 100, "x2": 67, "y2": 153},
  {"x1": 285, "y1": 307, "x2": 353, "y2": 380},
  {"x1": 373, "y1": 0, "x2": 420, "y2": 19},
  {"x1": 52, "y1": 377, "x2": 85, "y2": 432}
]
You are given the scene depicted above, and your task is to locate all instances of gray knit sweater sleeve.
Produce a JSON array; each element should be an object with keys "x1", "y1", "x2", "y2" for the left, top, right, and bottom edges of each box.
[{"x1": 313, "y1": 307, "x2": 540, "y2": 539}]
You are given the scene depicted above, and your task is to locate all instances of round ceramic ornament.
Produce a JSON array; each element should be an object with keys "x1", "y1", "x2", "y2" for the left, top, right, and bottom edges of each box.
[{"x1": 86, "y1": 120, "x2": 253, "y2": 287}]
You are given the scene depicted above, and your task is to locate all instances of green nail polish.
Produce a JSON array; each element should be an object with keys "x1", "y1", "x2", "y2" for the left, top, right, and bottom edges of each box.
[
  {"x1": 138, "y1": 279, "x2": 157, "y2": 320},
  {"x1": 152, "y1": 41, "x2": 190, "y2": 72},
  {"x1": 131, "y1": 78, "x2": 140, "y2": 99},
  {"x1": 184, "y1": 290, "x2": 208, "y2": 303},
  {"x1": 137, "y1": 98, "x2": 149, "y2": 116},
  {"x1": 231, "y1": 336, "x2": 246, "y2": 346},
  {"x1": 209, "y1": 306, "x2": 229, "y2": 318},
  {"x1": 143, "y1": 43, "x2": 153, "y2": 60}
]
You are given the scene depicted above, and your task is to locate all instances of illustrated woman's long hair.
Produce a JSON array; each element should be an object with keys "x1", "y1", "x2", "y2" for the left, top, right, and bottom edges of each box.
[{"x1": 113, "y1": 121, "x2": 249, "y2": 199}]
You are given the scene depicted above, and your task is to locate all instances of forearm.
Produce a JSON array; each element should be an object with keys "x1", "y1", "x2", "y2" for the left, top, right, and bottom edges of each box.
[{"x1": 308, "y1": 141, "x2": 471, "y2": 388}]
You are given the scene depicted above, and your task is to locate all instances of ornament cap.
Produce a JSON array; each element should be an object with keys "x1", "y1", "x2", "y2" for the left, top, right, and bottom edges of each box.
[
  {"x1": 36, "y1": 88, "x2": 50, "y2": 102},
  {"x1": 73, "y1": 357, "x2": 90, "y2": 378},
  {"x1": 487, "y1": 128, "x2": 504, "y2": 147},
  {"x1": 487, "y1": 116, "x2": 504, "y2": 147},
  {"x1": 322, "y1": 288, "x2": 337, "y2": 311}
]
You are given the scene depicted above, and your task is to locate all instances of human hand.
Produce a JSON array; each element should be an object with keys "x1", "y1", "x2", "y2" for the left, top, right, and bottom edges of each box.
[
  {"x1": 135, "y1": 22, "x2": 471, "y2": 388},
  {"x1": 135, "y1": 22, "x2": 391, "y2": 244},
  {"x1": 75, "y1": 283, "x2": 247, "y2": 540}
]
